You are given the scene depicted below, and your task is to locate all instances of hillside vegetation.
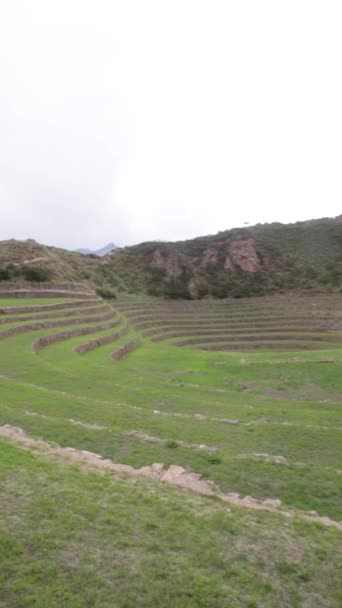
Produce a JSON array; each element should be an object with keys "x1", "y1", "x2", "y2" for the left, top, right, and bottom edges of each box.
[
  {"x1": 107, "y1": 216, "x2": 342, "y2": 298},
  {"x1": 0, "y1": 216, "x2": 341, "y2": 298}
]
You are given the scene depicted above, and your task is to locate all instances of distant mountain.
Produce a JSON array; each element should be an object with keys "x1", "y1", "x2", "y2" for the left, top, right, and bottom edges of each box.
[{"x1": 76, "y1": 243, "x2": 118, "y2": 257}]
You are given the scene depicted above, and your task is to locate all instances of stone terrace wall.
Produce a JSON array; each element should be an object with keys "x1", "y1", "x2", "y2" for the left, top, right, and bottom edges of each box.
[
  {"x1": 111, "y1": 339, "x2": 140, "y2": 361},
  {"x1": 0, "y1": 299, "x2": 100, "y2": 314},
  {"x1": 0, "y1": 289, "x2": 94, "y2": 298},
  {"x1": 0, "y1": 282, "x2": 94, "y2": 296},
  {"x1": 0, "y1": 314, "x2": 118, "y2": 340},
  {"x1": 0, "y1": 305, "x2": 109, "y2": 325},
  {"x1": 33, "y1": 321, "x2": 121, "y2": 353},
  {"x1": 75, "y1": 324, "x2": 128, "y2": 354}
]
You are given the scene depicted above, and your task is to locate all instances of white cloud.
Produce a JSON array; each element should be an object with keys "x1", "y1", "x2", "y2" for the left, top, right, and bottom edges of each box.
[{"x1": 1, "y1": 1, "x2": 341, "y2": 249}]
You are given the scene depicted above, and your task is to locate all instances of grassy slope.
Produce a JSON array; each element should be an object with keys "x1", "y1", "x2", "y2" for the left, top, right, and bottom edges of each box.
[
  {"x1": 0, "y1": 296, "x2": 341, "y2": 606},
  {"x1": 1, "y1": 440, "x2": 341, "y2": 608},
  {"x1": 0, "y1": 298, "x2": 77, "y2": 307}
]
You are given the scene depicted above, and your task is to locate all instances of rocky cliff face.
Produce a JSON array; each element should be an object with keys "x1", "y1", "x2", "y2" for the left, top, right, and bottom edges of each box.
[
  {"x1": 198, "y1": 236, "x2": 264, "y2": 274},
  {"x1": 225, "y1": 237, "x2": 263, "y2": 272},
  {"x1": 149, "y1": 238, "x2": 264, "y2": 283},
  {"x1": 141, "y1": 234, "x2": 269, "y2": 297},
  {"x1": 151, "y1": 248, "x2": 183, "y2": 281},
  {"x1": 200, "y1": 245, "x2": 221, "y2": 268}
]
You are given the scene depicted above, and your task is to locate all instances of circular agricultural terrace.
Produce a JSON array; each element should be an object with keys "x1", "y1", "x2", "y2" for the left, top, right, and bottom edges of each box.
[
  {"x1": 115, "y1": 293, "x2": 342, "y2": 352},
  {"x1": 0, "y1": 289, "x2": 341, "y2": 356}
]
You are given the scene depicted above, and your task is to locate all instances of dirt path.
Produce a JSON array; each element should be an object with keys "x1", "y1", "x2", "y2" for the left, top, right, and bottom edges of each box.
[
  {"x1": 10, "y1": 256, "x2": 50, "y2": 266},
  {"x1": 0, "y1": 424, "x2": 341, "y2": 531}
]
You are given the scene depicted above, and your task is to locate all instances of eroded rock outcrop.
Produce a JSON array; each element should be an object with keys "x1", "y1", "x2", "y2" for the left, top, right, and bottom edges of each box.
[
  {"x1": 225, "y1": 237, "x2": 262, "y2": 272},
  {"x1": 200, "y1": 245, "x2": 221, "y2": 268},
  {"x1": 151, "y1": 248, "x2": 183, "y2": 281}
]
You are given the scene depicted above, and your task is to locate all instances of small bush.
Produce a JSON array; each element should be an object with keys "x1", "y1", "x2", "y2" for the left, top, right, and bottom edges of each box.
[
  {"x1": 22, "y1": 266, "x2": 52, "y2": 282},
  {"x1": 0, "y1": 268, "x2": 12, "y2": 281},
  {"x1": 165, "y1": 439, "x2": 179, "y2": 449},
  {"x1": 206, "y1": 453, "x2": 222, "y2": 465},
  {"x1": 96, "y1": 287, "x2": 116, "y2": 299}
]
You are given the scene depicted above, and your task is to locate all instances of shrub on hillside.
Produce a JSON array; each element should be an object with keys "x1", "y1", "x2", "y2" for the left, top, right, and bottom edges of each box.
[
  {"x1": 22, "y1": 266, "x2": 52, "y2": 282},
  {"x1": 0, "y1": 267, "x2": 12, "y2": 281},
  {"x1": 165, "y1": 439, "x2": 179, "y2": 449},
  {"x1": 95, "y1": 287, "x2": 116, "y2": 299},
  {"x1": 206, "y1": 453, "x2": 222, "y2": 465}
]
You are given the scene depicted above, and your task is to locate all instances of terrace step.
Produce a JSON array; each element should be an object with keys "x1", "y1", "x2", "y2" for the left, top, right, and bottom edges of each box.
[
  {"x1": 33, "y1": 320, "x2": 122, "y2": 352},
  {"x1": 0, "y1": 304, "x2": 110, "y2": 325},
  {"x1": 0, "y1": 298, "x2": 100, "y2": 315},
  {"x1": 0, "y1": 288, "x2": 95, "y2": 298},
  {"x1": 142, "y1": 325, "x2": 338, "y2": 339},
  {"x1": 74, "y1": 324, "x2": 129, "y2": 353},
  {"x1": 171, "y1": 333, "x2": 342, "y2": 346},
  {"x1": 191, "y1": 341, "x2": 342, "y2": 351},
  {"x1": 0, "y1": 312, "x2": 118, "y2": 341},
  {"x1": 111, "y1": 339, "x2": 140, "y2": 361}
]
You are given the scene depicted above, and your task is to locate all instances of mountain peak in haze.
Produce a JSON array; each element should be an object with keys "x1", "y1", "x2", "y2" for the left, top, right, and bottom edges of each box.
[{"x1": 75, "y1": 243, "x2": 118, "y2": 257}]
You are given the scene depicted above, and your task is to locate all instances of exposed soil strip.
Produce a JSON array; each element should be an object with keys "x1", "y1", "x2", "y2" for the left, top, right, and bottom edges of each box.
[
  {"x1": 124, "y1": 430, "x2": 217, "y2": 452},
  {"x1": 0, "y1": 424, "x2": 340, "y2": 530}
]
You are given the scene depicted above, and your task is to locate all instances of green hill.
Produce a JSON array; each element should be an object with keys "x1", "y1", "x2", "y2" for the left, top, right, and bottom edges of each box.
[{"x1": 1, "y1": 216, "x2": 342, "y2": 297}]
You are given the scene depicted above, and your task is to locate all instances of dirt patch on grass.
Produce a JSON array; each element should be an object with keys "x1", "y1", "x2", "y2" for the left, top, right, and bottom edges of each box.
[
  {"x1": 236, "y1": 380, "x2": 342, "y2": 403},
  {"x1": 264, "y1": 383, "x2": 342, "y2": 402},
  {"x1": 239, "y1": 453, "x2": 288, "y2": 465},
  {"x1": 125, "y1": 430, "x2": 217, "y2": 453},
  {"x1": 152, "y1": 409, "x2": 239, "y2": 425},
  {"x1": 1, "y1": 424, "x2": 341, "y2": 530},
  {"x1": 68, "y1": 419, "x2": 107, "y2": 431}
]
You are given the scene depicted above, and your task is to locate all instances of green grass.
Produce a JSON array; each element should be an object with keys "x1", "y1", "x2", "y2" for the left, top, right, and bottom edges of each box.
[
  {"x1": 0, "y1": 295, "x2": 341, "y2": 606},
  {"x1": 0, "y1": 297, "x2": 76, "y2": 307},
  {"x1": 0, "y1": 440, "x2": 341, "y2": 608}
]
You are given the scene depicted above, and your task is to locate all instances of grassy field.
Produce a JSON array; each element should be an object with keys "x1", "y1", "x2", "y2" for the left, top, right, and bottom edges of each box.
[
  {"x1": 0, "y1": 297, "x2": 78, "y2": 307},
  {"x1": 0, "y1": 293, "x2": 341, "y2": 607}
]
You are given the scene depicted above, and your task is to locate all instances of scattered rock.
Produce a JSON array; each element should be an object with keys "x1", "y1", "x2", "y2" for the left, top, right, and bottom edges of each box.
[
  {"x1": 1, "y1": 424, "x2": 341, "y2": 531},
  {"x1": 68, "y1": 419, "x2": 106, "y2": 431},
  {"x1": 253, "y1": 453, "x2": 287, "y2": 465},
  {"x1": 212, "y1": 417, "x2": 239, "y2": 425}
]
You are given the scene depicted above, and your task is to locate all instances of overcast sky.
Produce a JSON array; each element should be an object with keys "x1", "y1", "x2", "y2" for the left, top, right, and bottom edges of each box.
[{"x1": 1, "y1": 1, "x2": 341, "y2": 250}]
